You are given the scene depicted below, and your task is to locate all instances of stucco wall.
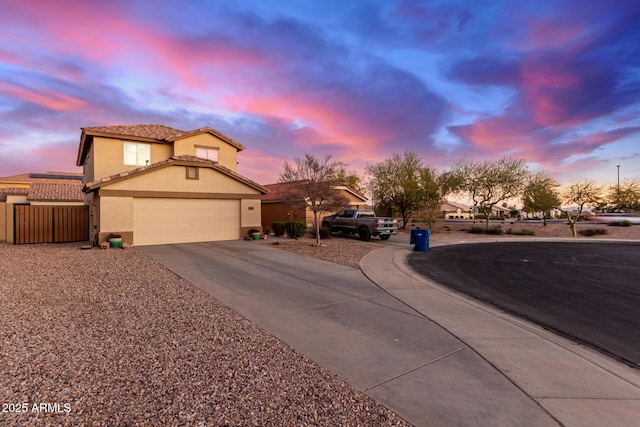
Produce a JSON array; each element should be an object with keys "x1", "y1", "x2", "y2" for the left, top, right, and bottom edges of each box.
[
  {"x1": 240, "y1": 199, "x2": 261, "y2": 228},
  {"x1": 100, "y1": 196, "x2": 133, "y2": 233},
  {"x1": 261, "y1": 203, "x2": 308, "y2": 231},
  {"x1": 6, "y1": 195, "x2": 28, "y2": 204},
  {"x1": 83, "y1": 142, "x2": 96, "y2": 183},
  {"x1": 345, "y1": 193, "x2": 367, "y2": 206},
  {"x1": 173, "y1": 133, "x2": 238, "y2": 171},
  {"x1": 103, "y1": 166, "x2": 259, "y2": 195},
  {"x1": 92, "y1": 136, "x2": 172, "y2": 180}
]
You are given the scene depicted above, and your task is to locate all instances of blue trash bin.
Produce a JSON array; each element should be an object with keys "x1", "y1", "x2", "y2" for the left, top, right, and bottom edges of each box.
[{"x1": 410, "y1": 228, "x2": 430, "y2": 252}]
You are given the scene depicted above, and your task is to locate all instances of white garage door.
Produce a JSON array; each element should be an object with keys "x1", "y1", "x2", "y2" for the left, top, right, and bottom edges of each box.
[{"x1": 133, "y1": 198, "x2": 240, "y2": 246}]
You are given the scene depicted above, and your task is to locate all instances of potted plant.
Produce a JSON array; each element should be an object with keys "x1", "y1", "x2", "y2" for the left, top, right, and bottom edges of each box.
[
  {"x1": 108, "y1": 233, "x2": 122, "y2": 248},
  {"x1": 248, "y1": 229, "x2": 261, "y2": 240}
]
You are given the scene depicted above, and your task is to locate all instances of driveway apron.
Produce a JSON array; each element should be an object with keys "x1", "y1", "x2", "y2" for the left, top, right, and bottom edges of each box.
[{"x1": 141, "y1": 240, "x2": 558, "y2": 427}]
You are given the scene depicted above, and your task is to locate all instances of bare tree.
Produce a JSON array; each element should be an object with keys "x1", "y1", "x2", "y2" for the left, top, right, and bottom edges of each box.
[
  {"x1": 560, "y1": 180, "x2": 603, "y2": 237},
  {"x1": 451, "y1": 157, "x2": 530, "y2": 229},
  {"x1": 279, "y1": 154, "x2": 350, "y2": 245},
  {"x1": 522, "y1": 171, "x2": 561, "y2": 226}
]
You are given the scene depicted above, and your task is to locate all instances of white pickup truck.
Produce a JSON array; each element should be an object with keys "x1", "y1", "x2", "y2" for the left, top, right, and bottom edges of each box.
[{"x1": 322, "y1": 209, "x2": 398, "y2": 241}]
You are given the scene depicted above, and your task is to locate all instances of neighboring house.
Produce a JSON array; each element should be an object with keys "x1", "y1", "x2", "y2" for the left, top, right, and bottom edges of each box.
[
  {"x1": 76, "y1": 124, "x2": 267, "y2": 246},
  {"x1": 0, "y1": 172, "x2": 85, "y2": 243},
  {"x1": 440, "y1": 200, "x2": 509, "y2": 219},
  {"x1": 440, "y1": 200, "x2": 475, "y2": 219},
  {"x1": 261, "y1": 180, "x2": 368, "y2": 231}
]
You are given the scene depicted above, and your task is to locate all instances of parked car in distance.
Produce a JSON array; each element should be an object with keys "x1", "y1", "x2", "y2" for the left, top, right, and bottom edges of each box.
[{"x1": 322, "y1": 209, "x2": 398, "y2": 241}]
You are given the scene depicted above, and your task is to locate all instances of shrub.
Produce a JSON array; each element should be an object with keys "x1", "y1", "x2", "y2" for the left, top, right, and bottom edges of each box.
[
  {"x1": 486, "y1": 226, "x2": 504, "y2": 235},
  {"x1": 506, "y1": 229, "x2": 536, "y2": 236},
  {"x1": 466, "y1": 227, "x2": 486, "y2": 234},
  {"x1": 285, "y1": 221, "x2": 307, "y2": 239},
  {"x1": 310, "y1": 225, "x2": 332, "y2": 239},
  {"x1": 466, "y1": 226, "x2": 504, "y2": 235},
  {"x1": 271, "y1": 221, "x2": 287, "y2": 237},
  {"x1": 579, "y1": 228, "x2": 608, "y2": 237},
  {"x1": 608, "y1": 220, "x2": 632, "y2": 227}
]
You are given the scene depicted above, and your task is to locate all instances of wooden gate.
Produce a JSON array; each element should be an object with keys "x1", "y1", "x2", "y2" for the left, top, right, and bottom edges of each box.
[{"x1": 14, "y1": 205, "x2": 89, "y2": 244}]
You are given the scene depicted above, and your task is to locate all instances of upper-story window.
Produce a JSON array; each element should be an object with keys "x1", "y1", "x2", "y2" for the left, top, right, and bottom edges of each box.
[
  {"x1": 196, "y1": 147, "x2": 218, "y2": 161},
  {"x1": 124, "y1": 142, "x2": 151, "y2": 166}
]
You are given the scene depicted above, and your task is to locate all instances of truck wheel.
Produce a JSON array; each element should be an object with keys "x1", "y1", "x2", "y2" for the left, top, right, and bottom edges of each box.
[
  {"x1": 358, "y1": 227, "x2": 371, "y2": 241},
  {"x1": 379, "y1": 234, "x2": 390, "y2": 240}
]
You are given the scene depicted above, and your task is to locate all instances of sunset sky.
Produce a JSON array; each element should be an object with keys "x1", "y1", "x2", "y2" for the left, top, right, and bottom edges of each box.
[{"x1": 1, "y1": 0, "x2": 638, "y2": 187}]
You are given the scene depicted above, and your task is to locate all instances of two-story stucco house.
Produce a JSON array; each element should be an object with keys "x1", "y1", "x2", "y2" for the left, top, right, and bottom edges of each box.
[{"x1": 76, "y1": 124, "x2": 267, "y2": 246}]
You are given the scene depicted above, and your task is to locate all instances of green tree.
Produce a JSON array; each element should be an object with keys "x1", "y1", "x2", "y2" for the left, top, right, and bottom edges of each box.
[
  {"x1": 336, "y1": 167, "x2": 365, "y2": 193},
  {"x1": 608, "y1": 178, "x2": 640, "y2": 211},
  {"x1": 279, "y1": 153, "x2": 350, "y2": 245},
  {"x1": 522, "y1": 172, "x2": 561, "y2": 226},
  {"x1": 451, "y1": 157, "x2": 530, "y2": 229},
  {"x1": 366, "y1": 152, "x2": 423, "y2": 228},
  {"x1": 560, "y1": 180, "x2": 603, "y2": 237},
  {"x1": 419, "y1": 168, "x2": 460, "y2": 229}
]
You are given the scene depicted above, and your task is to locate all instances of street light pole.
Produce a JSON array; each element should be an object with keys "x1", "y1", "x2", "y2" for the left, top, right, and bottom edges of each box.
[{"x1": 617, "y1": 165, "x2": 621, "y2": 211}]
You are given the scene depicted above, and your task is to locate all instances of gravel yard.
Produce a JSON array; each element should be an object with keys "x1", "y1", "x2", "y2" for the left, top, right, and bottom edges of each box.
[
  {"x1": 262, "y1": 237, "x2": 383, "y2": 269},
  {"x1": 0, "y1": 243, "x2": 410, "y2": 426}
]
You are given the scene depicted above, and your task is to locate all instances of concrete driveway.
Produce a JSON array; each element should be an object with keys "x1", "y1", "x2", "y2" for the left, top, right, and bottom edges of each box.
[{"x1": 141, "y1": 240, "x2": 559, "y2": 427}]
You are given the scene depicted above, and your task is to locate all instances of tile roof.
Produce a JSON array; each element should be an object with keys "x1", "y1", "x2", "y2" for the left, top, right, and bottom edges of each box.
[
  {"x1": 0, "y1": 187, "x2": 30, "y2": 202},
  {"x1": 82, "y1": 124, "x2": 185, "y2": 140},
  {"x1": 261, "y1": 180, "x2": 367, "y2": 202},
  {"x1": 262, "y1": 181, "x2": 307, "y2": 201},
  {"x1": 27, "y1": 183, "x2": 84, "y2": 202},
  {"x1": 0, "y1": 184, "x2": 83, "y2": 202},
  {"x1": 0, "y1": 172, "x2": 83, "y2": 184}
]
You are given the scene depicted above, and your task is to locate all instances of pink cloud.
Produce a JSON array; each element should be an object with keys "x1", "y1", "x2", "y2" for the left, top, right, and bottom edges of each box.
[
  {"x1": 449, "y1": 115, "x2": 538, "y2": 150},
  {"x1": 521, "y1": 60, "x2": 584, "y2": 127},
  {"x1": 226, "y1": 93, "x2": 384, "y2": 151},
  {"x1": 0, "y1": 82, "x2": 86, "y2": 111},
  {"x1": 236, "y1": 148, "x2": 286, "y2": 185},
  {"x1": 549, "y1": 128, "x2": 640, "y2": 159},
  {"x1": 3, "y1": 1, "x2": 272, "y2": 92}
]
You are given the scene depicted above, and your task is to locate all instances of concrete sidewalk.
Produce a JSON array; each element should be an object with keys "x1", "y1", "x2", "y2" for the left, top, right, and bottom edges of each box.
[{"x1": 360, "y1": 244, "x2": 640, "y2": 427}]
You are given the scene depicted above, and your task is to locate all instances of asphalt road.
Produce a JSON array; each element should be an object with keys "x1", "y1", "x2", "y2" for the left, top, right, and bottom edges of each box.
[{"x1": 408, "y1": 241, "x2": 640, "y2": 369}]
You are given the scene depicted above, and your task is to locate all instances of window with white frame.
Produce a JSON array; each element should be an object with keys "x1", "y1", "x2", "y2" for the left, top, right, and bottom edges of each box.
[
  {"x1": 196, "y1": 147, "x2": 218, "y2": 161},
  {"x1": 123, "y1": 142, "x2": 151, "y2": 166}
]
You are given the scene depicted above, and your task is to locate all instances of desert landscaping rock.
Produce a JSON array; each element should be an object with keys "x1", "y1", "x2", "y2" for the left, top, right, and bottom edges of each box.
[
  {"x1": 0, "y1": 243, "x2": 410, "y2": 426},
  {"x1": 263, "y1": 237, "x2": 382, "y2": 268}
]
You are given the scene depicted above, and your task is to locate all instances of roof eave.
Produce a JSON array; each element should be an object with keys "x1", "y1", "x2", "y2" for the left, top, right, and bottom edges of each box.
[
  {"x1": 76, "y1": 130, "x2": 90, "y2": 166},
  {"x1": 84, "y1": 158, "x2": 267, "y2": 195}
]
